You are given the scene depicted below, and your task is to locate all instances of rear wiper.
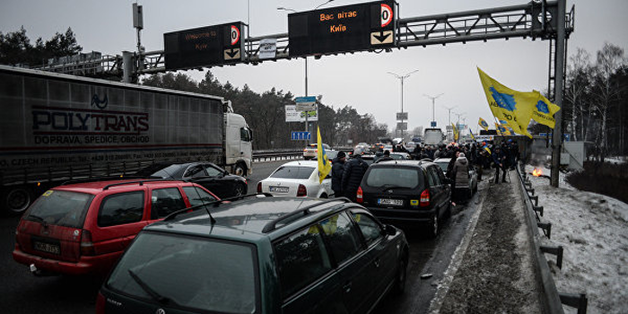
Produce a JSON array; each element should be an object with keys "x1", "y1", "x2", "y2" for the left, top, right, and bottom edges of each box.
[
  {"x1": 128, "y1": 269, "x2": 178, "y2": 306},
  {"x1": 28, "y1": 215, "x2": 47, "y2": 227},
  {"x1": 381, "y1": 185, "x2": 412, "y2": 191}
]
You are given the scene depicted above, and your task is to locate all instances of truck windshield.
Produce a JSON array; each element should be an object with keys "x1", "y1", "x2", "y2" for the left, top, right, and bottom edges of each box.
[
  {"x1": 26, "y1": 191, "x2": 93, "y2": 228},
  {"x1": 107, "y1": 232, "x2": 259, "y2": 313}
]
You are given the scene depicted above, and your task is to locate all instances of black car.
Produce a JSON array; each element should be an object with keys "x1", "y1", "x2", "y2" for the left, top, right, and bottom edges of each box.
[
  {"x1": 135, "y1": 162, "x2": 247, "y2": 199},
  {"x1": 97, "y1": 197, "x2": 409, "y2": 314},
  {"x1": 357, "y1": 160, "x2": 452, "y2": 237}
]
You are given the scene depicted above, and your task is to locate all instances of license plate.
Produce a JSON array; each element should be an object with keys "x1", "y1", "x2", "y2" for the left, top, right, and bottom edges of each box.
[
  {"x1": 33, "y1": 241, "x2": 61, "y2": 255},
  {"x1": 378, "y1": 198, "x2": 404, "y2": 206},
  {"x1": 270, "y1": 186, "x2": 289, "y2": 193}
]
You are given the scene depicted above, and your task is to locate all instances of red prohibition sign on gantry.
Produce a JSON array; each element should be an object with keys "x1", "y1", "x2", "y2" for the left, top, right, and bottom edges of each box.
[
  {"x1": 230, "y1": 25, "x2": 240, "y2": 45},
  {"x1": 381, "y1": 3, "x2": 393, "y2": 28}
]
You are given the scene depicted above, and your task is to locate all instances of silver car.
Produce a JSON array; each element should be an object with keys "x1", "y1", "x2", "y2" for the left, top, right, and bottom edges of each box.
[
  {"x1": 433, "y1": 157, "x2": 478, "y2": 194},
  {"x1": 257, "y1": 161, "x2": 333, "y2": 198}
]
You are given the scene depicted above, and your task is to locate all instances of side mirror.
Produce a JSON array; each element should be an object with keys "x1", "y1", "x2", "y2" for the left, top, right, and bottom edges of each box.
[{"x1": 383, "y1": 225, "x2": 397, "y2": 236}]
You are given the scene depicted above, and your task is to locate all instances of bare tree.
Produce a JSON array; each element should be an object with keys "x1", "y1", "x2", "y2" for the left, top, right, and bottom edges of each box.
[
  {"x1": 592, "y1": 43, "x2": 625, "y2": 160},
  {"x1": 565, "y1": 48, "x2": 592, "y2": 141}
]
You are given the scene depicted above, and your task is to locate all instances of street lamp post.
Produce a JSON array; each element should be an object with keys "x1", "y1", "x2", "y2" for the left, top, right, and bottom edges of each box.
[
  {"x1": 278, "y1": 2, "x2": 333, "y2": 143},
  {"x1": 388, "y1": 70, "x2": 419, "y2": 139},
  {"x1": 424, "y1": 93, "x2": 444, "y2": 125}
]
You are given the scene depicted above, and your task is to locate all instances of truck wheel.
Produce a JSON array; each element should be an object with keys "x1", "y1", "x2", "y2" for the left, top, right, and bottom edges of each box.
[
  {"x1": 233, "y1": 162, "x2": 247, "y2": 177},
  {"x1": 3, "y1": 186, "x2": 33, "y2": 216}
]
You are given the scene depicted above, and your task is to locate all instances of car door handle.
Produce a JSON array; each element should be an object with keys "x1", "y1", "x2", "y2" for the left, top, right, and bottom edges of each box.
[
  {"x1": 374, "y1": 259, "x2": 380, "y2": 268},
  {"x1": 343, "y1": 281, "x2": 352, "y2": 293}
]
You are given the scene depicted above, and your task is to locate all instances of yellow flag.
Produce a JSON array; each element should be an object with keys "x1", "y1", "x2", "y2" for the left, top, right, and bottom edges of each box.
[
  {"x1": 478, "y1": 117, "x2": 489, "y2": 131},
  {"x1": 451, "y1": 123, "x2": 459, "y2": 142},
  {"x1": 477, "y1": 67, "x2": 536, "y2": 138},
  {"x1": 495, "y1": 122, "x2": 512, "y2": 135},
  {"x1": 532, "y1": 92, "x2": 561, "y2": 128},
  {"x1": 317, "y1": 127, "x2": 332, "y2": 184}
]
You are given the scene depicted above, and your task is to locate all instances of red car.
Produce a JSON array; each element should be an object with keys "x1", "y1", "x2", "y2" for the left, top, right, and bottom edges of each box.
[{"x1": 13, "y1": 179, "x2": 219, "y2": 276}]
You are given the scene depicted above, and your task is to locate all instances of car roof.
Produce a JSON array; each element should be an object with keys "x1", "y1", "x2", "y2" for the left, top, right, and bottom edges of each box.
[
  {"x1": 145, "y1": 197, "x2": 356, "y2": 241},
  {"x1": 369, "y1": 160, "x2": 434, "y2": 168},
  {"x1": 433, "y1": 158, "x2": 451, "y2": 163},
  {"x1": 53, "y1": 179, "x2": 193, "y2": 195},
  {"x1": 279, "y1": 160, "x2": 319, "y2": 167}
]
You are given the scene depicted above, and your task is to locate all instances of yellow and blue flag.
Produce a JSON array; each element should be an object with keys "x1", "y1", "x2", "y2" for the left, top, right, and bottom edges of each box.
[
  {"x1": 469, "y1": 129, "x2": 476, "y2": 141},
  {"x1": 316, "y1": 126, "x2": 332, "y2": 184},
  {"x1": 532, "y1": 92, "x2": 561, "y2": 129},
  {"x1": 499, "y1": 119, "x2": 515, "y2": 134},
  {"x1": 495, "y1": 122, "x2": 512, "y2": 136},
  {"x1": 478, "y1": 117, "x2": 489, "y2": 131},
  {"x1": 478, "y1": 67, "x2": 536, "y2": 138},
  {"x1": 451, "y1": 123, "x2": 459, "y2": 142}
]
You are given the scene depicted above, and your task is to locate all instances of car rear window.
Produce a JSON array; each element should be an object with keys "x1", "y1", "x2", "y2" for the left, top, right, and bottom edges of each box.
[
  {"x1": 106, "y1": 232, "x2": 259, "y2": 313},
  {"x1": 26, "y1": 190, "x2": 94, "y2": 228},
  {"x1": 365, "y1": 167, "x2": 423, "y2": 189},
  {"x1": 270, "y1": 166, "x2": 314, "y2": 180}
]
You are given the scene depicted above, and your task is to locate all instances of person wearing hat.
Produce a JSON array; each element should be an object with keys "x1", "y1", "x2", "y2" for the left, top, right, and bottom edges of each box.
[{"x1": 331, "y1": 151, "x2": 347, "y2": 197}]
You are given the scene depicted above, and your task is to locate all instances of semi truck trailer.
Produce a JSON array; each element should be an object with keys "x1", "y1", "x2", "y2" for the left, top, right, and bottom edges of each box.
[{"x1": 0, "y1": 65, "x2": 252, "y2": 215}]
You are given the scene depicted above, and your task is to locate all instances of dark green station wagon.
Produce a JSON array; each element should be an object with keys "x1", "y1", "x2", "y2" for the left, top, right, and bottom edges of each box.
[{"x1": 97, "y1": 196, "x2": 409, "y2": 314}]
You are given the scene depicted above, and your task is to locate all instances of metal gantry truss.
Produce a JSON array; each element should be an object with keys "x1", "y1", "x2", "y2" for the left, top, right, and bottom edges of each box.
[{"x1": 36, "y1": 1, "x2": 574, "y2": 91}]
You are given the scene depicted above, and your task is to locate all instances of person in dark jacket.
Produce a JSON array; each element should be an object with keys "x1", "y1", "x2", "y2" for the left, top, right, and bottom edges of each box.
[
  {"x1": 331, "y1": 151, "x2": 347, "y2": 197},
  {"x1": 492, "y1": 146, "x2": 508, "y2": 183},
  {"x1": 341, "y1": 154, "x2": 369, "y2": 202}
]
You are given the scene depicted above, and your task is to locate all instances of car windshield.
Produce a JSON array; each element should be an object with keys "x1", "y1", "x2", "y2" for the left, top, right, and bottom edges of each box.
[
  {"x1": 365, "y1": 167, "x2": 422, "y2": 189},
  {"x1": 26, "y1": 190, "x2": 94, "y2": 228},
  {"x1": 106, "y1": 232, "x2": 258, "y2": 313},
  {"x1": 270, "y1": 166, "x2": 315, "y2": 180}
]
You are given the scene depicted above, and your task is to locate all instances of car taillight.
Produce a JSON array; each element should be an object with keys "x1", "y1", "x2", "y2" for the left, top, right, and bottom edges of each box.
[
  {"x1": 257, "y1": 182, "x2": 262, "y2": 193},
  {"x1": 356, "y1": 187, "x2": 363, "y2": 203},
  {"x1": 297, "y1": 184, "x2": 307, "y2": 197},
  {"x1": 420, "y1": 189, "x2": 430, "y2": 207},
  {"x1": 96, "y1": 292, "x2": 105, "y2": 314},
  {"x1": 80, "y1": 229, "x2": 96, "y2": 256}
]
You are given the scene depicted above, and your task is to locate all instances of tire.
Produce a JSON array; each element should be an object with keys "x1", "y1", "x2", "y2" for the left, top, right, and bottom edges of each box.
[
  {"x1": 2, "y1": 186, "x2": 33, "y2": 216},
  {"x1": 233, "y1": 162, "x2": 247, "y2": 177},
  {"x1": 393, "y1": 253, "x2": 408, "y2": 295},
  {"x1": 234, "y1": 183, "x2": 246, "y2": 197},
  {"x1": 428, "y1": 210, "x2": 439, "y2": 238}
]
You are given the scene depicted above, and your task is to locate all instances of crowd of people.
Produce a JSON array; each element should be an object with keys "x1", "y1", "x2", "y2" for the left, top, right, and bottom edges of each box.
[{"x1": 333, "y1": 139, "x2": 520, "y2": 203}]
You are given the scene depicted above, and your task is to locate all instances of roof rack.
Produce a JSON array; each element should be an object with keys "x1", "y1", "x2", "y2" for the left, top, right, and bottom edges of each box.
[
  {"x1": 62, "y1": 175, "x2": 144, "y2": 186},
  {"x1": 102, "y1": 179, "x2": 171, "y2": 190},
  {"x1": 163, "y1": 193, "x2": 274, "y2": 222},
  {"x1": 261, "y1": 197, "x2": 351, "y2": 233}
]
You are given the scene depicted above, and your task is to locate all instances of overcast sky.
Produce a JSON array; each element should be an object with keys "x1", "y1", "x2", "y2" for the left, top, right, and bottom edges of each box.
[{"x1": 1, "y1": 0, "x2": 626, "y2": 138}]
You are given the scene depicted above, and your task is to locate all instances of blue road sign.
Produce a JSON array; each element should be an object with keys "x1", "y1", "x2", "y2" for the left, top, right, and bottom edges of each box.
[
  {"x1": 430, "y1": 121, "x2": 437, "y2": 127},
  {"x1": 291, "y1": 131, "x2": 311, "y2": 140}
]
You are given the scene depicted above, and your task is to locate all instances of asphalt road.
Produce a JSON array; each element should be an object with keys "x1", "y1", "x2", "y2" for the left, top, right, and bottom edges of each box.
[{"x1": 0, "y1": 159, "x2": 480, "y2": 314}]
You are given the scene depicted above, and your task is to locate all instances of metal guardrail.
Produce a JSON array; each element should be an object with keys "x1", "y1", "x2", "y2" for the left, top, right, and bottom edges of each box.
[
  {"x1": 515, "y1": 162, "x2": 588, "y2": 314},
  {"x1": 252, "y1": 149, "x2": 303, "y2": 162}
]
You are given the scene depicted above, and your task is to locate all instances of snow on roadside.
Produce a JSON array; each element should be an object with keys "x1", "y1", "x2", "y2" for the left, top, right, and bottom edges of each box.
[{"x1": 524, "y1": 165, "x2": 628, "y2": 313}]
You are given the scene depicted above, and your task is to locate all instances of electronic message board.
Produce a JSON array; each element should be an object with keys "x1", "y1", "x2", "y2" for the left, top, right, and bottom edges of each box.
[
  {"x1": 164, "y1": 22, "x2": 245, "y2": 70},
  {"x1": 288, "y1": 1, "x2": 396, "y2": 57}
]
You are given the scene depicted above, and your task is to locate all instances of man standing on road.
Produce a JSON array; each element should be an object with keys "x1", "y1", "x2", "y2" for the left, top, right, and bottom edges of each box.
[
  {"x1": 331, "y1": 151, "x2": 347, "y2": 197},
  {"x1": 342, "y1": 154, "x2": 369, "y2": 202},
  {"x1": 492, "y1": 146, "x2": 508, "y2": 183}
]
